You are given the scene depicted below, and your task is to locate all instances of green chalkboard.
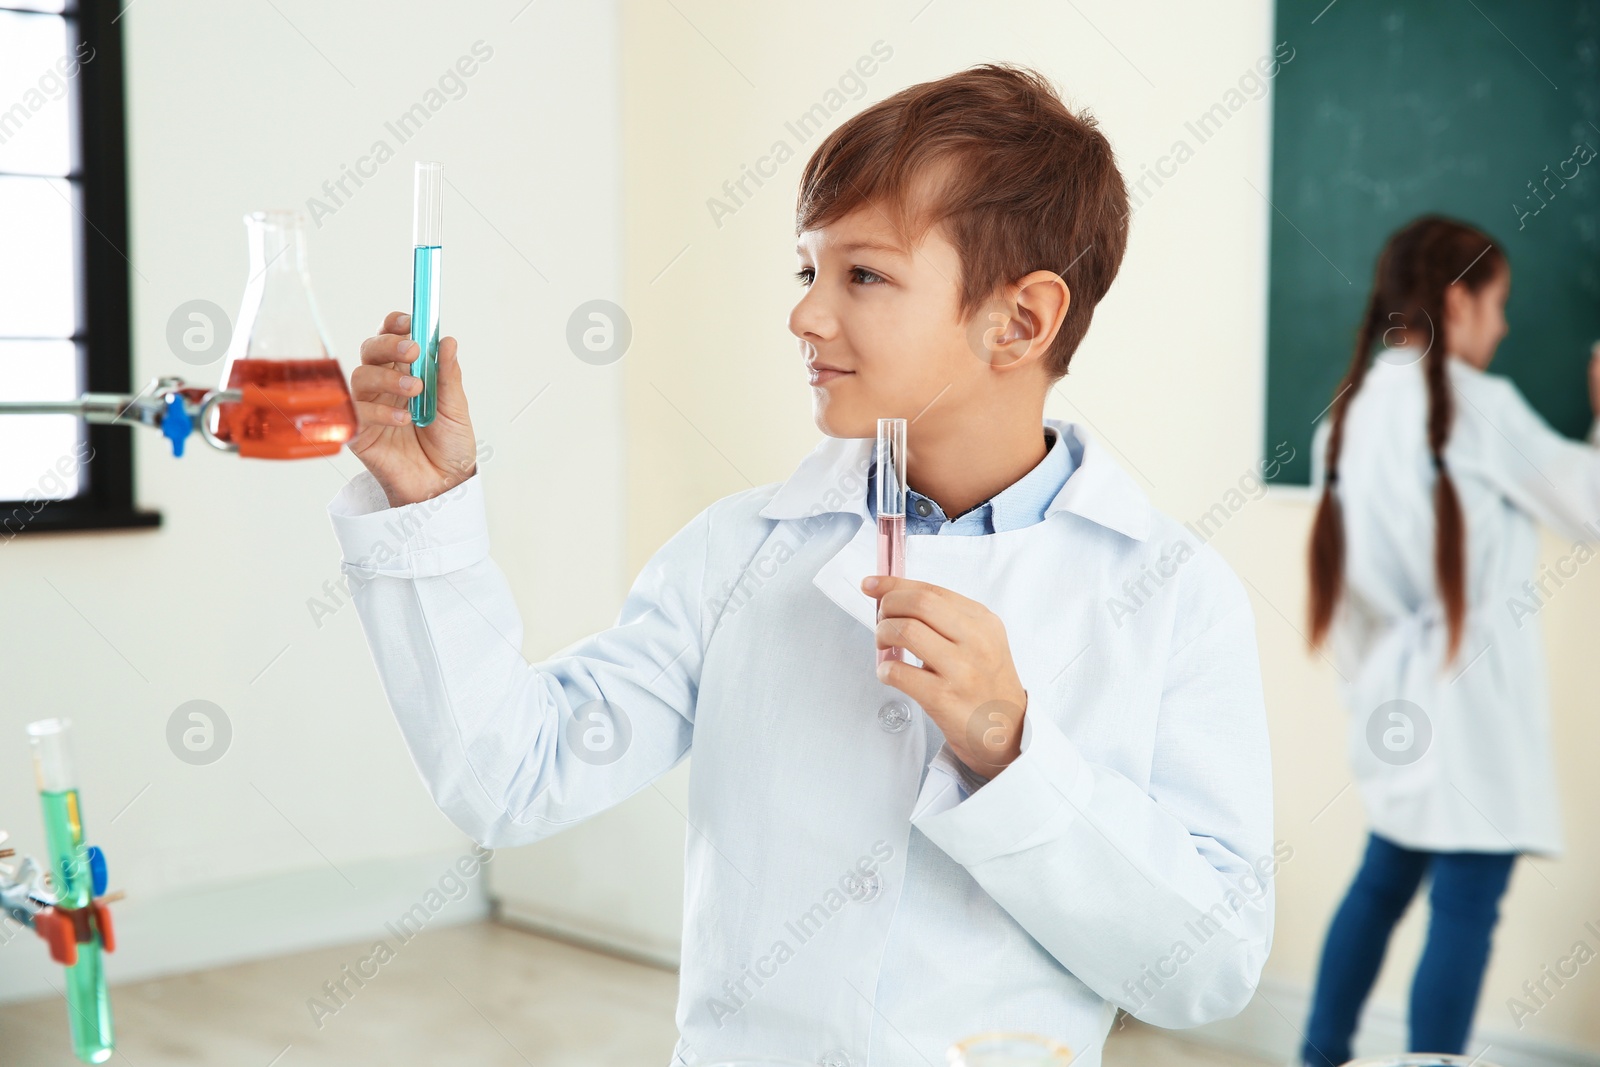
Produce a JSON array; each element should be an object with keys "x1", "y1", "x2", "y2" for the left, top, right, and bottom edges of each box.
[{"x1": 1265, "y1": 0, "x2": 1600, "y2": 484}]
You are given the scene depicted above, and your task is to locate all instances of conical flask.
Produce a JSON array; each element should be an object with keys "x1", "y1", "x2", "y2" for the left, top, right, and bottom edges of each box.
[{"x1": 209, "y1": 210, "x2": 357, "y2": 458}]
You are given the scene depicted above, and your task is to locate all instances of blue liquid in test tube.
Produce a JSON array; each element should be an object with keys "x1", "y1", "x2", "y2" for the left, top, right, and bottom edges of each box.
[{"x1": 410, "y1": 161, "x2": 443, "y2": 427}]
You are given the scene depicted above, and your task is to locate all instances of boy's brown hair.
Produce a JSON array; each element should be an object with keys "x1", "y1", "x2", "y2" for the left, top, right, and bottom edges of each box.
[{"x1": 796, "y1": 63, "x2": 1129, "y2": 380}]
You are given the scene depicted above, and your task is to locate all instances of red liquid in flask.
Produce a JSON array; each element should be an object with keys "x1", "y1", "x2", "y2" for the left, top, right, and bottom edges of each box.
[
  {"x1": 214, "y1": 358, "x2": 357, "y2": 459},
  {"x1": 876, "y1": 511, "x2": 906, "y2": 665}
]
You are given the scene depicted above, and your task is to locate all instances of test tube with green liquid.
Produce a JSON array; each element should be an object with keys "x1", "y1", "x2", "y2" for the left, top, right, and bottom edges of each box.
[
  {"x1": 28, "y1": 718, "x2": 114, "y2": 1064},
  {"x1": 409, "y1": 161, "x2": 443, "y2": 427}
]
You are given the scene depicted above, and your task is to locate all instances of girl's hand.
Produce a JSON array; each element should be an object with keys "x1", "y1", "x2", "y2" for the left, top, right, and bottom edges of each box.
[
  {"x1": 863, "y1": 574, "x2": 1030, "y2": 780},
  {"x1": 347, "y1": 312, "x2": 478, "y2": 508},
  {"x1": 1589, "y1": 341, "x2": 1600, "y2": 419}
]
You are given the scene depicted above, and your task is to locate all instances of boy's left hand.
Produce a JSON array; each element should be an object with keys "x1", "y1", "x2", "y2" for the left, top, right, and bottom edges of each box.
[{"x1": 862, "y1": 575, "x2": 1029, "y2": 781}]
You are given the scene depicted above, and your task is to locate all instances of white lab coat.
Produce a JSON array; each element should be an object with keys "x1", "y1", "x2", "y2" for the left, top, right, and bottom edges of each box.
[
  {"x1": 327, "y1": 417, "x2": 1275, "y2": 1067},
  {"x1": 1311, "y1": 353, "x2": 1600, "y2": 857}
]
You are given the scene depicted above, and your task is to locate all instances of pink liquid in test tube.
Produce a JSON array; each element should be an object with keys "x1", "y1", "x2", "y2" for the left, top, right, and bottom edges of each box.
[{"x1": 876, "y1": 417, "x2": 907, "y2": 666}]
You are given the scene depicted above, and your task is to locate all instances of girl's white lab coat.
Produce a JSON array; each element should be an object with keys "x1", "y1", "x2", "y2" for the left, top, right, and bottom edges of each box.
[
  {"x1": 1312, "y1": 354, "x2": 1600, "y2": 857},
  {"x1": 327, "y1": 417, "x2": 1274, "y2": 1067}
]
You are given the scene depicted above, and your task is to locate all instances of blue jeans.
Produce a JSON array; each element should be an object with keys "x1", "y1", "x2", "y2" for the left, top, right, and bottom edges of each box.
[{"x1": 1300, "y1": 831, "x2": 1517, "y2": 1067}]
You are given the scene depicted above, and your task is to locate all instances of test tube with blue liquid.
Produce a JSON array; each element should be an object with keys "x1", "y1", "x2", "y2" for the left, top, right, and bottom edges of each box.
[
  {"x1": 409, "y1": 161, "x2": 443, "y2": 427},
  {"x1": 876, "y1": 417, "x2": 907, "y2": 666}
]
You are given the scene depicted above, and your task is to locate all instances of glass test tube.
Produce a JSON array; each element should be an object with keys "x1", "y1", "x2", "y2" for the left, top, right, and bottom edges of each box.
[
  {"x1": 410, "y1": 161, "x2": 444, "y2": 427},
  {"x1": 28, "y1": 718, "x2": 114, "y2": 1064},
  {"x1": 876, "y1": 417, "x2": 907, "y2": 666}
]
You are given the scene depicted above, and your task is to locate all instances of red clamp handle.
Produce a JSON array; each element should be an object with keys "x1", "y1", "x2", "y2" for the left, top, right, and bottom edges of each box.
[
  {"x1": 31, "y1": 897, "x2": 116, "y2": 964},
  {"x1": 32, "y1": 907, "x2": 76, "y2": 966}
]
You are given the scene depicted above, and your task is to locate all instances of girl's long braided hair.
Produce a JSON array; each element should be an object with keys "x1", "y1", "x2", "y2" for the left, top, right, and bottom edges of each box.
[{"x1": 1307, "y1": 215, "x2": 1507, "y2": 666}]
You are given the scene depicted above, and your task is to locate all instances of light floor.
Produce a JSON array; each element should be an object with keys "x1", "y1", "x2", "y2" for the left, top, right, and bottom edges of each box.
[{"x1": 0, "y1": 920, "x2": 1274, "y2": 1065}]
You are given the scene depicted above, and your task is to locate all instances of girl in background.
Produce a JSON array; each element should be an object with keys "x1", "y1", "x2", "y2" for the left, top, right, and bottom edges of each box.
[{"x1": 1300, "y1": 214, "x2": 1600, "y2": 1064}]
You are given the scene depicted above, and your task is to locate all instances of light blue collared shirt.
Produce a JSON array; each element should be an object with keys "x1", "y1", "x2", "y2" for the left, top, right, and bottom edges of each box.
[{"x1": 866, "y1": 425, "x2": 1076, "y2": 534}]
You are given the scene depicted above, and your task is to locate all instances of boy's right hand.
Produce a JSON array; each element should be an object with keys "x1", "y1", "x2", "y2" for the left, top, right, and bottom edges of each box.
[{"x1": 347, "y1": 311, "x2": 478, "y2": 508}]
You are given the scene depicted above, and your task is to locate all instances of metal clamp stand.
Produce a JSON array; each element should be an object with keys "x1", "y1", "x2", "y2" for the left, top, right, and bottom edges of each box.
[{"x1": 0, "y1": 376, "x2": 242, "y2": 456}]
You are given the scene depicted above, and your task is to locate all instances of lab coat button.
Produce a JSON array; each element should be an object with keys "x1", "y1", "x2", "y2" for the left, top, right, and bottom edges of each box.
[
  {"x1": 818, "y1": 1050, "x2": 852, "y2": 1067},
  {"x1": 842, "y1": 868, "x2": 881, "y2": 902},
  {"x1": 877, "y1": 700, "x2": 912, "y2": 732}
]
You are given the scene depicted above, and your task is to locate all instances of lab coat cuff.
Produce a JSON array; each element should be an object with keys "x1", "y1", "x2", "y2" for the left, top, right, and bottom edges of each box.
[
  {"x1": 912, "y1": 709, "x2": 1089, "y2": 868},
  {"x1": 328, "y1": 469, "x2": 491, "y2": 579}
]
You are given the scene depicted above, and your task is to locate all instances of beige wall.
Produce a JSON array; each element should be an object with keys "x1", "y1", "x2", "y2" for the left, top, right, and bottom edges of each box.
[{"x1": 620, "y1": 0, "x2": 1600, "y2": 1057}]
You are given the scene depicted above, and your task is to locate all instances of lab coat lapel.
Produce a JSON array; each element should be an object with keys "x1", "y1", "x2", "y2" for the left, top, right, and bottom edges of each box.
[
  {"x1": 811, "y1": 511, "x2": 880, "y2": 633},
  {"x1": 757, "y1": 430, "x2": 883, "y2": 633}
]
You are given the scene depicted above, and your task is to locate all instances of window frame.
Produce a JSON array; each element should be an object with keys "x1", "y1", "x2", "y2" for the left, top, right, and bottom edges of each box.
[{"x1": 1, "y1": 0, "x2": 160, "y2": 537}]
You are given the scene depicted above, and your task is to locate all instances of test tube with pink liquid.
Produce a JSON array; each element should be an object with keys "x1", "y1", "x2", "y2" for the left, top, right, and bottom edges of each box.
[{"x1": 876, "y1": 417, "x2": 907, "y2": 666}]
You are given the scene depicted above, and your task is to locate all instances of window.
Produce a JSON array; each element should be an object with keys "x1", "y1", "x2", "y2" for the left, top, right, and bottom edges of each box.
[{"x1": 0, "y1": 0, "x2": 157, "y2": 536}]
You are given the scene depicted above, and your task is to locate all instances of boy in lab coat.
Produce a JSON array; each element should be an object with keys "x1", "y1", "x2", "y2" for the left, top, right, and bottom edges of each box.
[{"x1": 330, "y1": 62, "x2": 1275, "y2": 1066}]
